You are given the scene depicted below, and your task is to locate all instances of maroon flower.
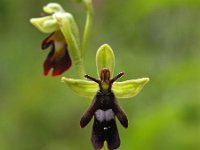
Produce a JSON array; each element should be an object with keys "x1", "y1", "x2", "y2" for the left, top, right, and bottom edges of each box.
[{"x1": 41, "y1": 31, "x2": 72, "y2": 76}]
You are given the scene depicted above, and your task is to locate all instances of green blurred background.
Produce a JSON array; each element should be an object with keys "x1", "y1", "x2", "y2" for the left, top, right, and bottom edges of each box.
[{"x1": 0, "y1": 0, "x2": 200, "y2": 149}]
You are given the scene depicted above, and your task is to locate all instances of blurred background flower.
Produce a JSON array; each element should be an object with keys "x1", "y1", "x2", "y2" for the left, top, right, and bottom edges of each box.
[{"x1": 0, "y1": 0, "x2": 199, "y2": 150}]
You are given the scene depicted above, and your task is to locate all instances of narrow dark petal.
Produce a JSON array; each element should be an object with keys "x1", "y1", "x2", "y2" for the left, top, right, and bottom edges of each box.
[
  {"x1": 43, "y1": 48, "x2": 55, "y2": 76},
  {"x1": 41, "y1": 32, "x2": 55, "y2": 50},
  {"x1": 80, "y1": 116, "x2": 89, "y2": 128},
  {"x1": 113, "y1": 102, "x2": 128, "y2": 128},
  {"x1": 118, "y1": 114, "x2": 128, "y2": 128},
  {"x1": 80, "y1": 111, "x2": 93, "y2": 128},
  {"x1": 80, "y1": 96, "x2": 97, "y2": 128},
  {"x1": 84, "y1": 74, "x2": 100, "y2": 84},
  {"x1": 110, "y1": 72, "x2": 124, "y2": 84}
]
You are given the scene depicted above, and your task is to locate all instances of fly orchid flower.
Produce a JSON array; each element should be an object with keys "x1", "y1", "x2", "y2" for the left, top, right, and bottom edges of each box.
[
  {"x1": 62, "y1": 44, "x2": 149, "y2": 149},
  {"x1": 30, "y1": 3, "x2": 84, "y2": 77},
  {"x1": 30, "y1": 1, "x2": 149, "y2": 150}
]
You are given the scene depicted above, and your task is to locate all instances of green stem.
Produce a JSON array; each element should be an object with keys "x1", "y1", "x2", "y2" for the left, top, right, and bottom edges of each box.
[
  {"x1": 81, "y1": 0, "x2": 93, "y2": 56},
  {"x1": 74, "y1": 58, "x2": 85, "y2": 78},
  {"x1": 82, "y1": 10, "x2": 93, "y2": 56}
]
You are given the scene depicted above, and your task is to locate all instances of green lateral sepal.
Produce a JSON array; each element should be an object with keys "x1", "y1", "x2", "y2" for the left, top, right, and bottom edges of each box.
[
  {"x1": 113, "y1": 78, "x2": 150, "y2": 98},
  {"x1": 61, "y1": 77, "x2": 98, "y2": 98}
]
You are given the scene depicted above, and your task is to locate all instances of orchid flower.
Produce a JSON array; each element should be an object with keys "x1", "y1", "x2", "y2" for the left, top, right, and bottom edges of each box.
[
  {"x1": 62, "y1": 44, "x2": 149, "y2": 149},
  {"x1": 30, "y1": 3, "x2": 84, "y2": 77},
  {"x1": 30, "y1": 2, "x2": 149, "y2": 149},
  {"x1": 62, "y1": 44, "x2": 149, "y2": 99}
]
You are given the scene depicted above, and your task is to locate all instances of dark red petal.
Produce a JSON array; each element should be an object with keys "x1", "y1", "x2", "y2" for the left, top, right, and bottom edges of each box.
[
  {"x1": 43, "y1": 49, "x2": 55, "y2": 76},
  {"x1": 43, "y1": 48, "x2": 72, "y2": 76},
  {"x1": 52, "y1": 49, "x2": 72, "y2": 76},
  {"x1": 42, "y1": 31, "x2": 72, "y2": 76},
  {"x1": 113, "y1": 102, "x2": 128, "y2": 128},
  {"x1": 41, "y1": 32, "x2": 55, "y2": 50}
]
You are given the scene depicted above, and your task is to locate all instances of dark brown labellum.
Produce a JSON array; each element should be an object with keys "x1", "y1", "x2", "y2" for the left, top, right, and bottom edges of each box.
[{"x1": 80, "y1": 68, "x2": 128, "y2": 150}]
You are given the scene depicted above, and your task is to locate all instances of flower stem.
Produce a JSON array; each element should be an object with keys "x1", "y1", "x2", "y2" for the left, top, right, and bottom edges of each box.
[
  {"x1": 82, "y1": 10, "x2": 93, "y2": 56},
  {"x1": 81, "y1": 0, "x2": 93, "y2": 56},
  {"x1": 74, "y1": 58, "x2": 85, "y2": 78}
]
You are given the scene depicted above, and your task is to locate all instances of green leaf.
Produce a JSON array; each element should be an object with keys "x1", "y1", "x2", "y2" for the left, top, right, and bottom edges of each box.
[
  {"x1": 113, "y1": 78, "x2": 150, "y2": 98},
  {"x1": 61, "y1": 77, "x2": 98, "y2": 97},
  {"x1": 96, "y1": 44, "x2": 115, "y2": 77}
]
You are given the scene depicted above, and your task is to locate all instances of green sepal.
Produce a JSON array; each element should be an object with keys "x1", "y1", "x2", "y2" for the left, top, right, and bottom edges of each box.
[
  {"x1": 96, "y1": 44, "x2": 115, "y2": 77},
  {"x1": 61, "y1": 77, "x2": 98, "y2": 98},
  {"x1": 55, "y1": 12, "x2": 83, "y2": 77},
  {"x1": 113, "y1": 78, "x2": 150, "y2": 98},
  {"x1": 30, "y1": 16, "x2": 59, "y2": 33},
  {"x1": 30, "y1": 3, "x2": 65, "y2": 33},
  {"x1": 62, "y1": 77, "x2": 149, "y2": 99},
  {"x1": 43, "y1": 3, "x2": 65, "y2": 14}
]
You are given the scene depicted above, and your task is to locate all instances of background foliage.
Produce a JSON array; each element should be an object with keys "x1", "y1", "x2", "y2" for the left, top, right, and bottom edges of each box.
[{"x1": 0, "y1": 0, "x2": 199, "y2": 149}]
